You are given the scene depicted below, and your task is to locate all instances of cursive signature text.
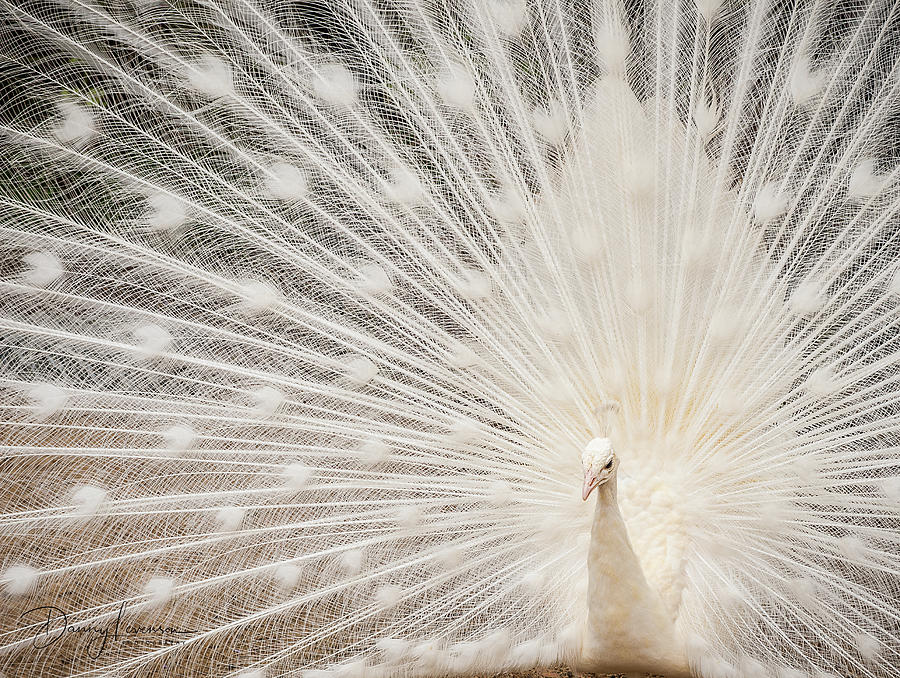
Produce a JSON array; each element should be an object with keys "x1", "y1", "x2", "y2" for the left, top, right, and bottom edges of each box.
[{"x1": 20, "y1": 601, "x2": 195, "y2": 659}]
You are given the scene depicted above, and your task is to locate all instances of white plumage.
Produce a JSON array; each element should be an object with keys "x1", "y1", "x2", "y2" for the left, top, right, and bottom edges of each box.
[{"x1": 2, "y1": 1, "x2": 900, "y2": 677}]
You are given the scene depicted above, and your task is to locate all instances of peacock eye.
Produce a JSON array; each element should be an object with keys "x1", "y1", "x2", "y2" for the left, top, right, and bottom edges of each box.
[{"x1": 604, "y1": 460, "x2": 613, "y2": 469}]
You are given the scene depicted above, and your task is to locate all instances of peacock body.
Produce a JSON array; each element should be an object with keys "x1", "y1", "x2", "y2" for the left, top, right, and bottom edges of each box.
[{"x1": 2, "y1": 1, "x2": 900, "y2": 677}]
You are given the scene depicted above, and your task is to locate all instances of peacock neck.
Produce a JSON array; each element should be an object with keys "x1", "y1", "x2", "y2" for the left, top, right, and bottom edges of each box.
[{"x1": 578, "y1": 471, "x2": 691, "y2": 677}]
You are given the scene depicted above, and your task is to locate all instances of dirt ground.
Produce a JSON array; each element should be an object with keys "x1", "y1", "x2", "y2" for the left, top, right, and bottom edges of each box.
[{"x1": 485, "y1": 670, "x2": 658, "y2": 678}]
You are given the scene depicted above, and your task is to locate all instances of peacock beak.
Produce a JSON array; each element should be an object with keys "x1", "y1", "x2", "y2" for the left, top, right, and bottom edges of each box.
[{"x1": 582, "y1": 468, "x2": 600, "y2": 501}]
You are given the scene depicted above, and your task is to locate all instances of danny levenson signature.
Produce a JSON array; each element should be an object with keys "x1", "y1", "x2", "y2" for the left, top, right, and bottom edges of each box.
[{"x1": 20, "y1": 601, "x2": 196, "y2": 659}]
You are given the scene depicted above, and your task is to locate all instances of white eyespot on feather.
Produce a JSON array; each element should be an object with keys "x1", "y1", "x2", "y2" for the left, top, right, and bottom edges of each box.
[
  {"x1": 383, "y1": 166, "x2": 424, "y2": 205},
  {"x1": 487, "y1": 479, "x2": 513, "y2": 505},
  {"x1": 274, "y1": 562, "x2": 302, "y2": 589},
  {"x1": 786, "y1": 576, "x2": 818, "y2": 610},
  {"x1": 694, "y1": 0, "x2": 724, "y2": 22},
  {"x1": 532, "y1": 100, "x2": 568, "y2": 144},
  {"x1": 237, "y1": 279, "x2": 281, "y2": 313},
  {"x1": 145, "y1": 192, "x2": 188, "y2": 232},
  {"x1": 448, "y1": 342, "x2": 479, "y2": 369},
  {"x1": 2, "y1": 564, "x2": 38, "y2": 596},
  {"x1": 694, "y1": 98, "x2": 720, "y2": 136},
  {"x1": 708, "y1": 309, "x2": 742, "y2": 344},
  {"x1": 359, "y1": 438, "x2": 390, "y2": 465},
  {"x1": 265, "y1": 162, "x2": 308, "y2": 201},
  {"x1": 312, "y1": 63, "x2": 358, "y2": 107},
  {"x1": 374, "y1": 584, "x2": 402, "y2": 609},
  {"x1": 23, "y1": 251, "x2": 63, "y2": 287},
  {"x1": 26, "y1": 383, "x2": 68, "y2": 419},
  {"x1": 776, "y1": 667, "x2": 804, "y2": 678},
  {"x1": 376, "y1": 638, "x2": 409, "y2": 663},
  {"x1": 753, "y1": 181, "x2": 790, "y2": 222},
  {"x1": 143, "y1": 576, "x2": 175, "y2": 606},
  {"x1": 395, "y1": 504, "x2": 422, "y2": 529},
  {"x1": 837, "y1": 534, "x2": 868, "y2": 563},
  {"x1": 436, "y1": 545, "x2": 464, "y2": 569},
  {"x1": 53, "y1": 101, "x2": 95, "y2": 144},
  {"x1": 596, "y1": 25, "x2": 630, "y2": 73},
  {"x1": 356, "y1": 263, "x2": 393, "y2": 297},
  {"x1": 283, "y1": 462, "x2": 310, "y2": 490},
  {"x1": 449, "y1": 418, "x2": 482, "y2": 444},
  {"x1": 454, "y1": 269, "x2": 492, "y2": 300},
  {"x1": 789, "y1": 280, "x2": 824, "y2": 316},
  {"x1": 435, "y1": 63, "x2": 476, "y2": 110},
  {"x1": 489, "y1": 187, "x2": 527, "y2": 225},
  {"x1": 880, "y1": 476, "x2": 900, "y2": 503},
  {"x1": 340, "y1": 549, "x2": 363, "y2": 575},
  {"x1": 346, "y1": 356, "x2": 378, "y2": 386},
  {"x1": 805, "y1": 367, "x2": 838, "y2": 396},
  {"x1": 789, "y1": 55, "x2": 825, "y2": 105},
  {"x1": 215, "y1": 506, "x2": 245, "y2": 532},
  {"x1": 162, "y1": 424, "x2": 195, "y2": 456},
  {"x1": 236, "y1": 670, "x2": 264, "y2": 678},
  {"x1": 252, "y1": 385, "x2": 284, "y2": 418},
  {"x1": 132, "y1": 323, "x2": 171, "y2": 359},
  {"x1": 714, "y1": 580, "x2": 747, "y2": 611},
  {"x1": 758, "y1": 498, "x2": 792, "y2": 529},
  {"x1": 624, "y1": 277, "x2": 652, "y2": 313},
  {"x1": 854, "y1": 632, "x2": 880, "y2": 662},
  {"x1": 186, "y1": 55, "x2": 234, "y2": 98},
  {"x1": 848, "y1": 158, "x2": 885, "y2": 199},
  {"x1": 70, "y1": 484, "x2": 106, "y2": 517},
  {"x1": 789, "y1": 456, "x2": 820, "y2": 485},
  {"x1": 486, "y1": 0, "x2": 527, "y2": 36},
  {"x1": 622, "y1": 155, "x2": 655, "y2": 196},
  {"x1": 519, "y1": 571, "x2": 545, "y2": 593}
]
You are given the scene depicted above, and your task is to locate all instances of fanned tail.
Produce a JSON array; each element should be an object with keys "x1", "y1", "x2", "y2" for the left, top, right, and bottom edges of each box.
[{"x1": 2, "y1": 2, "x2": 900, "y2": 678}]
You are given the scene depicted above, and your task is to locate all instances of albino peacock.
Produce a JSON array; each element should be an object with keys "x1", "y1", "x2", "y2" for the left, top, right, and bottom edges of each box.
[{"x1": 2, "y1": 0, "x2": 900, "y2": 677}]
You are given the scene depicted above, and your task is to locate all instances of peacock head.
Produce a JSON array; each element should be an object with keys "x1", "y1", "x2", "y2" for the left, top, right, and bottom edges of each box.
[{"x1": 581, "y1": 437, "x2": 617, "y2": 500}]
